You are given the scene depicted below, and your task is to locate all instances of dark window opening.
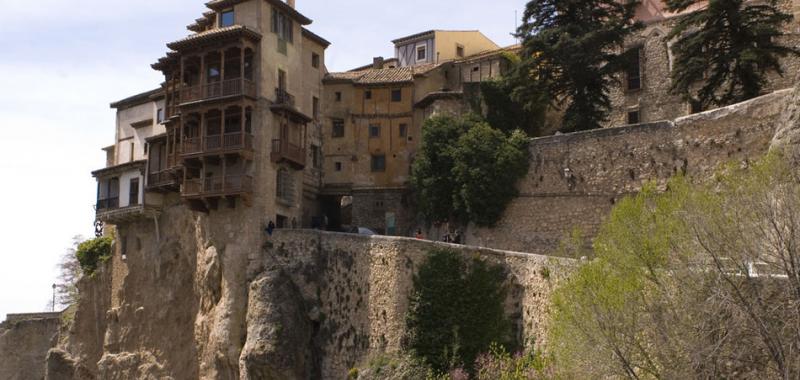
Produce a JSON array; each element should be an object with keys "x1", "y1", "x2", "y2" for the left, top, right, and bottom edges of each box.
[
  {"x1": 627, "y1": 110, "x2": 640, "y2": 125},
  {"x1": 369, "y1": 125, "x2": 381, "y2": 138},
  {"x1": 271, "y1": 9, "x2": 294, "y2": 43},
  {"x1": 371, "y1": 155, "x2": 386, "y2": 172},
  {"x1": 365, "y1": 90, "x2": 372, "y2": 100},
  {"x1": 335, "y1": 92, "x2": 342, "y2": 102},
  {"x1": 332, "y1": 119, "x2": 345, "y2": 138},
  {"x1": 312, "y1": 53, "x2": 320, "y2": 68},
  {"x1": 690, "y1": 100, "x2": 704, "y2": 114},
  {"x1": 399, "y1": 123, "x2": 408, "y2": 138},
  {"x1": 391, "y1": 89, "x2": 402, "y2": 102},
  {"x1": 625, "y1": 47, "x2": 642, "y2": 91},
  {"x1": 456, "y1": 44, "x2": 465, "y2": 58},
  {"x1": 129, "y1": 178, "x2": 140, "y2": 206},
  {"x1": 335, "y1": 162, "x2": 343, "y2": 171}
]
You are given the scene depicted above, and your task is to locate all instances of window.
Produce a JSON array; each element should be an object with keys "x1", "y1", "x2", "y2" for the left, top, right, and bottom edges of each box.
[
  {"x1": 332, "y1": 119, "x2": 345, "y2": 138},
  {"x1": 276, "y1": 168, "x2": 294, "y2": 203},
  {"x1": 311, "y1": 145, "x2": 321, "y2": 168},
  {"x1": 369, "y1": 124, "x2": 381, "y2": 138},
  {"x1": 391, "y1": 89, "x2": 402, "y2": 102},
  {"x1": 129, "y1": 178, "x2": 140, "y2": 206},
  {"x1": 312, "y1": 53, "x2": 320, "y2": 68},
  {"x1": 335, "y1": 92, "x2": 342, "y2": 102},
  {"x1": 456, "y1": 44, "x2": 465, "y2": 58},
  {"x1": 625, "y1": 47, "x2": 642, "y2": 91},
  {"x1": 220, "y1": 9, "x2": 235, "y2": 27},
  {"x1": 157, "y1": 108, "x2": 165, "y2": 124},
  {"x1": 399, "y1": 123, "x2": 408, "y2": 138},
  {"x1": 312, "y1": 97, "x2": 320, "y2": 120},
  {"x1": 627, "y1": 110, "x2": 640, "y2": 125},
  {"x1": 271, "y1": 9, "x2": 294, "y2": 43},
  {"x1": 371, "y1": 155, "x2": 386, "y2": 172},
  {"x1": 416, "y1": 45, "x2": 427, "y2": 62},
  {"x1": 335, "y1": 162, "x2": 343, "y2": 172},
  {"x1": 364, "y1": 90, "x2": 372, "y2": 100}
]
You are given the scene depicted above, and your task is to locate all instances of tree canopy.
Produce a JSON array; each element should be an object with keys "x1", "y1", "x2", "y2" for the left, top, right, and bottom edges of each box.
[
  {"x1": 667, "y1": 0, "x2": 798, "y2": 109},
  {"x1": 512, "y1": 0, "x2": 640, "y2": 132},
  {"x1": 411, "y1": 115, "x2": 530, "y2": 227}
]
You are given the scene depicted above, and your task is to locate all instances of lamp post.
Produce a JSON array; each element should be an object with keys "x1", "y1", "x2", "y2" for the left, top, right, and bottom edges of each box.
[{"x1": 51, "y1": 284, "x2": 56, "y2": 312}]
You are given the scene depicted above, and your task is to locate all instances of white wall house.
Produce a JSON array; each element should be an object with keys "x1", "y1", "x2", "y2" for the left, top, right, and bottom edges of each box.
[{"x1": 93, "y1": 89, "x2": 166, "y2": 224}]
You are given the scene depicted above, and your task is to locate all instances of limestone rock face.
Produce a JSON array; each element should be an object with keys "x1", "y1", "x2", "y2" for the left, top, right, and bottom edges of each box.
[
  {"x1": 0, "y1": 316, "x2": 61, "y2": 380},
  {"x1": 239, "y1": 268, "x2": 315, "y2": 380}
]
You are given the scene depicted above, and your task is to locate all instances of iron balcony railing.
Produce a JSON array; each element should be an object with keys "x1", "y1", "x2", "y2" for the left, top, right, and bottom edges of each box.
[{"x1": 96, "y1": 197, "x2": 120, "y2": 211}]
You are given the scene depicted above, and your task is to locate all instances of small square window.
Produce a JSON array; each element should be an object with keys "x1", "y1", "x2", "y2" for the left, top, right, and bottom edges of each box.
[
  {"x1": 456, "y1": 44, "x2": 465, "y2": 58},
  {"x1": 365, "y1": 90, "x2": 372, "y2": 100},
  {"x1": 627, "y1": 110, "x2": 640, "y2": 125},
  {"x1": 220, "y1": 10, "x2": 235, "y2": 27},
  {"x1": 335, "y1": 92, "x2": 342, "y2": 102},
  {"x1": 369, "y1": 125, "x2": 381, "y2": 138},
  {"x1": 399, "y1": 123, "x2": 408, "y2": 138},
  {"x1": 625, "y1": 47, "x2": 642, "y2": 91},
  {"x1": 335, "y1": 162, "x2": 343, "y2": 171},
  {"x1": 312, "y1": 53, "x2": 320, "y2": 69},
  {"x1": 332, "y1": 119, "x2": 345, "y2": 138},
  {"x1": 371, "y1": 155, "x2": 386, "y2": 172},
  {"x1": 391, "y1": 89, "x2": 402, "y2": 102},
  {"x1": 416, "y1": 45, "x2": 427, "y2": 62}
]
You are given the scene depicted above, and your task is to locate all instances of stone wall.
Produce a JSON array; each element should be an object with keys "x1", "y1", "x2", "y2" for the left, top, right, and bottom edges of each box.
[
  {"x1": 465, "y1": 88, "x2": 792, "y2": 254},
  {"x1": 250, "y1": 230, "x2": 574, "y2": 379},
  {"x1": 0, "y1": 312, "x2": 61, "y2": 380}
]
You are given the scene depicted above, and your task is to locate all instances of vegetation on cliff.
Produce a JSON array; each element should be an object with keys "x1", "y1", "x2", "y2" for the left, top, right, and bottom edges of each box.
[
  {"x1": 667, "y1": 0, "x2": 798, "y2": 110},
  {"x1": 549, "y1": 153, "x2": 800, "y2": 378},
  {"x1": 411, "y1": 115, "x2": 530, "y2": 227},
  {"x1": 512, "y1": 0, "x2": 641, "y2": 132},
  {"x1": 405, "y1": 249, "x2": 514, "y2": 374},
  {"x1": 75, "y1": 236, "x2": 113, "y2": 277}
]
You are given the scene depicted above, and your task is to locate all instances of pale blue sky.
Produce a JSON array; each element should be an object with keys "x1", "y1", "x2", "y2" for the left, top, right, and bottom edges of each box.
[{"x1": 0, "y1": 0, "x2": 520, "y2": 320}]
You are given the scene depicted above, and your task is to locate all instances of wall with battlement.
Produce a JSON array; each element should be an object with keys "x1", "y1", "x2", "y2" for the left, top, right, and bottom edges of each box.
[
  {"x1": 253, "y1": 230, "x2": 574, "y2": 379},
  {"x1": 461, "y1": 88, "x2": 792, "y2": 254}
]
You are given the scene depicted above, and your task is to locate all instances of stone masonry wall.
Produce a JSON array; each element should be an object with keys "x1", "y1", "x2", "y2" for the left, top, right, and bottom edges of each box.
[
  {"x1": 0, "y1": 313, "x2": 61, "y2": 380},
  {"x1": 252, "y1": 230, "x2": 574, "y2": 379},
  {"x1": 466, "y1": 88, "x2": 792, "y2": 254}
]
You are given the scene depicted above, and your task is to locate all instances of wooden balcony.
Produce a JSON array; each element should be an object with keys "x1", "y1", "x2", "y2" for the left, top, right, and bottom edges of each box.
[
  {"x1": 182, "y1": 174, "x2": 253, "y2": 198},
  {"x1": 271, "y1": 139, "x2": 306, "y2": 169},
  {"x1": 96, "y1": 197, "x2": 119, "y2": 211},
  {"x1": 274, "y1": 88, "x2": 295, "y2": 107},
  {"x1": 179, "y1": 78, "x2": 256, "y2": 105},
  {"x1": 147, "y1": 169, "x2": 180, "y2": 191},
  {"x1": 181, "y1": 132, "x2": 254, "y2": 158}
]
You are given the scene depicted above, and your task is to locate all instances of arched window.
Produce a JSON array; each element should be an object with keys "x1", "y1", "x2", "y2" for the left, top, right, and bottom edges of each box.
[{"x1": 276, "y1": 168, "x2": 294, "y2": 204}]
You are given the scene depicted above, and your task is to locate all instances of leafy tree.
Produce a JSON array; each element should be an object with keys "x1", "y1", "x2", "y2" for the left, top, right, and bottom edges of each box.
[
  {"x1": 667, "y1": 0, "x2": 798, "y2": 109},
  {"x1": 411, "y1": 115, "x2": 530, "y2": 227},
  {"x1": 550, "y1": 153, "x2": 800, "y2": 378},
  {"x1": 55, "y1": 236, "x2": 84, "y2": 309},
  {"x1": 75, "y1": 236, "x2": 114, "y2": 276},
  {"x1": 513, "y1": 0, "x2": 641, "y2": 132},
  {"x1": 406, "y1": 249, "x2": 513, "y2": 374}
]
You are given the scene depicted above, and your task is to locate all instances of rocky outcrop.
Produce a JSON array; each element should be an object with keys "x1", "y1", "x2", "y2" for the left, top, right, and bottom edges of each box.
[
  {"x1": 771, "y1": 83, "x2": 800, "y2": 158},
  {"x1": 239, "y1": 268, "x2": 316, "y2": 379}
]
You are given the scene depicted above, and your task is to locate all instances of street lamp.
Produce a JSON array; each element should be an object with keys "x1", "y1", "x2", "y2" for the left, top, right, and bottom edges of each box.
[{"x1": 51, "y1": 284, "x2": 56, "y2": 312}]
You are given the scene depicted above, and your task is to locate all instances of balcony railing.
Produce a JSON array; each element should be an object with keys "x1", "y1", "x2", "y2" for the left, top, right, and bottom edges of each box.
[
  {"x1": 271, "y1": 139, "x2": 306, "y2": 168},
  {"x1": 275, "y1": 88, "x2": 295, "y2": 107},
  {"x1": 182, "y1": 133, "x2": 254, "y2": 156},
  {"x1": 96, "y1": 197, "x2": 120, "y2": 211},
  {"x1": 148, "y1": 170, "x2": 177, "y2": 188},
  {"x1": 182, "y1": 175, "x2": 253, "y2": 197},
  {"x1": 180, "y1": 78, "x2": 256, "y2": 104}
]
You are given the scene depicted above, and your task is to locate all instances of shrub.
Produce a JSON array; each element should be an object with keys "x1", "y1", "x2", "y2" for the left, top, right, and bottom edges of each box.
[
  {"x1": 75, "y1": 236, "x2": 113, "y2": 276},
  {"x1": 406, "y1": 249, "x2": 514, "y2": 374}
]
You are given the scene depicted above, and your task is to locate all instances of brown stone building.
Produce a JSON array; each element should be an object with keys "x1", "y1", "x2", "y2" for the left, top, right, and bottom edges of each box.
[{"x1": 144, "y1": 0, "x2": 329, "y2": 228}]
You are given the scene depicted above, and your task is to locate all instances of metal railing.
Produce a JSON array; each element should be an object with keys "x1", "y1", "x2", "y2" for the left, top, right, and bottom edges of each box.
[
  {"x1": 96, "y1": 197, "x2": 120, "y2": 211},
  {"x1": 275, "y1": 88, "x2": 295, "y2": 107}
]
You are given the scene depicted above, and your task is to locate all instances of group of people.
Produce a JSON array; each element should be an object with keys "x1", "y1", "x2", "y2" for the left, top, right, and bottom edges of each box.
[{"x1": 414, "y1": 228, "x2": 463, "y2": 245}]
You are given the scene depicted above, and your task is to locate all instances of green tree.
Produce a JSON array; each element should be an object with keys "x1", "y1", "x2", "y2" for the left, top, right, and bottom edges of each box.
[
  {"x1": 478, "y1": 74, "x2": 546, "y2": 137},
  {"x1": 411, "y1": 115, "x2": 530, "y2": 227},
  {"x1": 513, "y1": 0, "x2": 641, "y2": 132},
  {"x1": 550, "y1": 153, "x2": 800, "y2": 379},
  {"x1": 667, "y1": 0, "x2": 798, "y2": 109},
  {"x1": 406, "y1": 249, "x2": 513, "y2": 374},
  {"x1": 75, "y1": 236, "x2": 114, "y2": 276}
]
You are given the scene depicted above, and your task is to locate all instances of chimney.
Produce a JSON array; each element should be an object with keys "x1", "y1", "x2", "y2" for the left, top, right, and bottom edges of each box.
[
  {"x1": 287, "y1": 0, "x2": 295, "y2": 8},
  {"x1": 373, "y1": 56, "x2": 385, "y2": 70}
]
